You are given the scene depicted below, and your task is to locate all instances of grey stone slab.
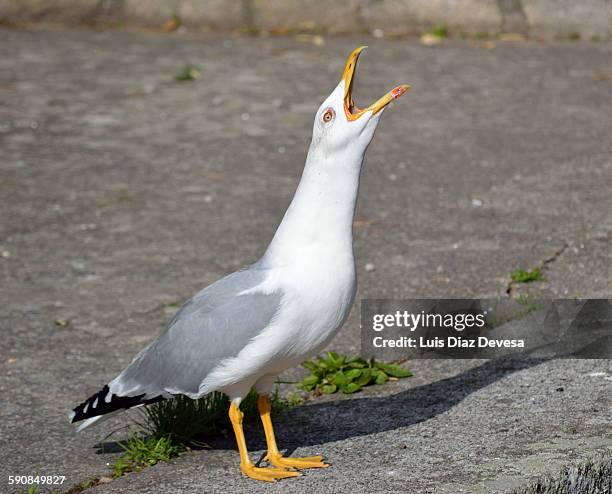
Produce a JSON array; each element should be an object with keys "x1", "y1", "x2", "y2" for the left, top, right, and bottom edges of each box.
[{"x1": 523, "y1": 0, "x2": 612, "y2": 38}]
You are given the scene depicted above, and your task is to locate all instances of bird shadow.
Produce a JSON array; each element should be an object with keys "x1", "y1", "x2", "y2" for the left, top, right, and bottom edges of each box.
[
  {"x1": 93, "y1": 358, "x2": 547, "y2": 457},
  {"x1": 207, "y1": 357, "x2": 548, "y2": 455}
]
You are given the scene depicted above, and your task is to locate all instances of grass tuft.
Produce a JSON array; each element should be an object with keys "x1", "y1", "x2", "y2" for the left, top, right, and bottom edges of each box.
[
  {"x1": 427, "y1": 24, "x2": 448, "y2": 38},
  {"x1": 140, "y1": 391, "x2": 234, "y2": 442},
  {"x1": 112, "y1": 435, "x2": 185, "y2": 477},
  {"x1": 138, "y1": 389, "x2": 289, "y2": 443},
  {"x1": 175, "y1": 65, "x2": 202, "y2": 82},
  {"x1": 298, "y1": 352, "x2": 412, "y2": 395},
  {"x1": 110, "y1": 389, "x2": 292, "y2": 478},
  {"x1": 511, "y1": 267, "x2": 543, "y2": 283}
]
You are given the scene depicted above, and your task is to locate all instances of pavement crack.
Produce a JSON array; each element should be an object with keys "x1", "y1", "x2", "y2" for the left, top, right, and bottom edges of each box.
[
  {"x1": 541, "y1": 242, "x2": 569, "y2": 269},
  {"x1": 506, "y1": 242, "x2": 569, "y2": 296}
]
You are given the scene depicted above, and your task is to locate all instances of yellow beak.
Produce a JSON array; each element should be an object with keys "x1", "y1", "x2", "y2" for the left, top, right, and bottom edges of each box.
[{"x1": 341, "y1": 46, "x2": 410, "y2": 121}]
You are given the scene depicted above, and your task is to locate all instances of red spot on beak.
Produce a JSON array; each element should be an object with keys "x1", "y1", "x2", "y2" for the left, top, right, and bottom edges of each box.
[{"x1": 391, "y1": 86, "x2": 408, "y2": 100}]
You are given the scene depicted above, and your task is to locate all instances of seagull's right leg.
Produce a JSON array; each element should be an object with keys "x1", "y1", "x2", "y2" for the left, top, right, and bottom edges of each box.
[
  {"x1": 258, "y1": 394, "x2": 329, "y2": 470},
  {"x1": 228, "y1": 402, "x2": 300, "y2": 482}
]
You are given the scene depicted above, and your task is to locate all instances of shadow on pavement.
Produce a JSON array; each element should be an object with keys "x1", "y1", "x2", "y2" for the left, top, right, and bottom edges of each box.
[
  {"x1": 276, "y1": 358, "x2": 548, "y2": 455},
  {"x1": 92, "y1": 358, "x2": 548, "y2": 456}
]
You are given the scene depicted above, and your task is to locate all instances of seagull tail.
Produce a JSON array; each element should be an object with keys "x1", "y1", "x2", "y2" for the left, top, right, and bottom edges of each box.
[
  {"x1": 74, "y1": 411, "x2": 118, "y2": 432},
  {"x1": 69, "y1": 384, "x2": 164, "y2": 431}
]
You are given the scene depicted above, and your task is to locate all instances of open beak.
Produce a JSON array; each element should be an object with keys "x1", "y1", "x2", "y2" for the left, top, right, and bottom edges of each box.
[{"x1": 341, "y1": 46, "x2": 410, "y2": 121}]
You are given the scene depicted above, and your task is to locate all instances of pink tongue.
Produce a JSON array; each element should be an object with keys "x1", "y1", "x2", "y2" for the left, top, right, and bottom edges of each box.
[{"x1": 391, "y1": 86, "x2": 408, "y2": 99}]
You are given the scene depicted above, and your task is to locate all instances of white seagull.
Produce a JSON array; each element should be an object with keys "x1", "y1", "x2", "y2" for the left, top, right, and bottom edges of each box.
[{"x1": 70, "y1": 46, "x2": 409, "y2": 482}]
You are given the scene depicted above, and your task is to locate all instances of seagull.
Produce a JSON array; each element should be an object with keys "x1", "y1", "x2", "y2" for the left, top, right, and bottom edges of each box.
[{"x1": 70, "y1": 46, "x2": 409, "y2": 482}]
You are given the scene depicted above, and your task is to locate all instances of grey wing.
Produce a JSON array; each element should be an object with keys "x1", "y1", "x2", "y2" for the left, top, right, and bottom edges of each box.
[{"x1": 109, "y1": 265, "x2": 281, "y2": 399}]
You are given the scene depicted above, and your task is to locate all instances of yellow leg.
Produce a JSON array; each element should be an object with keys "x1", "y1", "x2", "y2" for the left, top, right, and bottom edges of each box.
[
  {"x1": 258, "y1": 394, "x2": 329, "y2": 470},
  {"x1": 228, "y1": 402, "x2": 300, "y2": 482}
]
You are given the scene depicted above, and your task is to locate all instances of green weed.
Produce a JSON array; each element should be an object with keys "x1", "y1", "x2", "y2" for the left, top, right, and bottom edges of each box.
[
  {"x1": 17, "y1": 468, "x2": 40, "y2": 493},
  {"x1": 512, "y1": 293, "x2": 543, "y2": 320},
  {"x1": 175, "y1": 65, "x2": 201, "y2": 82},
  {"x1": 111, "y1": 389, "x2": 291, "y2": 478},
  {"x1": 486, "y1": 295, "x2": 544, "y2": 328},
  {"x1": 511, "y1": 267, "x2": 543, "y2": 283},
  {"x1": 79, "y1": 478, "x2": 97, "y2": 489},
  {"x1": 298, "y1": 352, "x2": 412, "y2": 395},
  {"x1": 170, "y1": 13, "x2": 182, "y2": 29},
  {"x1": 112, "y1": 434, "x2": 185, "y2": 478},
  {"x1": 139, "y1": 388, "x2": 288, "y2": 444},
  {"x1": 117, "y1": 190, "x2": 131, "y2": 202},
  {"x1": 427, "y1": 24, "x2": 448, "y2": 38},
  {"x1": 516, "y1": 293, "x2": 541, "y2": 312}
]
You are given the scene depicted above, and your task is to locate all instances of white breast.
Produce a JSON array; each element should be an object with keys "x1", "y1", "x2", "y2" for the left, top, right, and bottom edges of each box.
[
  {"x1": 198, "y1": 246, "x2": 356, "y2": 397},
  {"x1": 278, "y1": 245, "x2": 357, "y2": 358}
]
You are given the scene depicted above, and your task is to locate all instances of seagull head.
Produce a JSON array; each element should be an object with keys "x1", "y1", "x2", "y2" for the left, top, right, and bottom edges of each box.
[
  {"x1": 310, "y1": 46, "x2": 410, "y2": 158},
  {"x1": 264, "y1": 47, "x2": 410, "y2": 259}
]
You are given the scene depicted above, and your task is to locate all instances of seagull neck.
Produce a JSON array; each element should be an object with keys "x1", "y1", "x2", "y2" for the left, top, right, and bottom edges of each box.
[{"x1": 263, "y1": 150, "x2": 363, "y2": 265}]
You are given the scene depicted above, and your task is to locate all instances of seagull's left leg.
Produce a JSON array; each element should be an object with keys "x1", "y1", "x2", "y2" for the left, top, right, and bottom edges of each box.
[
  {"x1": 228, "y1": 402, "x2": 300, "y2": 482},
  {"x1": 258, "y1": 394, "x2": 329, "y2": 470}
]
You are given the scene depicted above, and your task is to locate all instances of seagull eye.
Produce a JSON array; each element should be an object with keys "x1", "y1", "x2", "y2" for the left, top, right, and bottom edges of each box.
[{"x1": 322, "y1": 108, "x2": 335, "y2": 123}]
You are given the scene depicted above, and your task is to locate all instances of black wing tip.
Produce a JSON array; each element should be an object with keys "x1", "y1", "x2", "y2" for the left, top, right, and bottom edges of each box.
[{"x1": 71, "y1": 385, "x2": 164, "y2": 423}]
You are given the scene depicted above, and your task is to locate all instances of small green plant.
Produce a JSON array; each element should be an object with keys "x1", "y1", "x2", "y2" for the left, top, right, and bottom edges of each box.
[
  {"x1": 427, "y1": 24, "x2": 448, "y2": 38},
  {"x1": 175, "y1": 65, "x2": 202, "y2": 82},
  {"x1": 141, "y1": 392, "x2": 233, "y2": 441},
  {"x1": 117, "y1": 190, "x2": 131, "y2": 202},
  {"x1": 170, "y1": 12, "x2": 182, "y2": 29},
  {"x1": 298, "y1": 352, "x2": 412, "y2": 395},
  {"x1": 567, "y1": 31, "x2": 581, "y2": 41},
  {"x1": 516, "y1": 293, "x2": 541, "y2": 311},
  {"x1": 80, "y1": 478, "x2": 97, "y2": 489},
  {"x1": 485, "y1": 296, "x2": 543, "y2": 328},
  {"x1": 513, "y1": 293, "x2": 543, "y2": 319},
  {"x1": 139, "y1": 388, "x2": 288, "y2": 443},
  {"x1": 511, "y1": 267, "x2": 543, "y2": 283},
  {"x1": 18, "y1": 468, "x2": 40, "y2": 494},
  {"x1": 112, "y1": 434, "x2": 185, "y2": 477},
  {"x1": 285, "y1": 392, "x2": 304, "y2": 407}
]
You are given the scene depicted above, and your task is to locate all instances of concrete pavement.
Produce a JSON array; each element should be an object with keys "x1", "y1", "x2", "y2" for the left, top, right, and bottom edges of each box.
[{"x1": 1, "y1": 28, "x2": 611, "y2": 493}]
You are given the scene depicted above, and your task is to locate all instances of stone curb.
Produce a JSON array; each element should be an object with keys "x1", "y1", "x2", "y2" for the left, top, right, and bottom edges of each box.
[{"x1": 1, "y1": 0, "x2": 611, "y2": 39}]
